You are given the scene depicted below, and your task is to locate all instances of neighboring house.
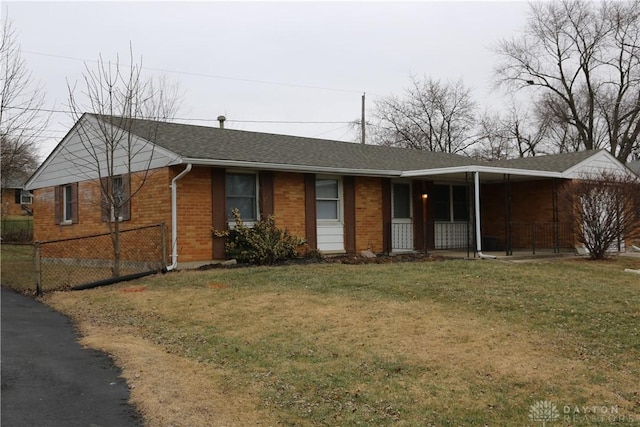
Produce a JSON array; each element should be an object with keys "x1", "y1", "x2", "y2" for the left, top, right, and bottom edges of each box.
[
  {"x1": 628, "y1": 161, "x2": 640, "y2": 177},
  {"x1": 25, "y1": 114, "x2": 636, "y2": 268},
  {"x1": 1, "y1": 179, "x2": 33, "y2": 217}
]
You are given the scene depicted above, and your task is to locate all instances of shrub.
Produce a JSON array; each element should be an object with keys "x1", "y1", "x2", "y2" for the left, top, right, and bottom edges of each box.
[{"x1": 214, "y1": 209, "x2": 303, "y2": 265}]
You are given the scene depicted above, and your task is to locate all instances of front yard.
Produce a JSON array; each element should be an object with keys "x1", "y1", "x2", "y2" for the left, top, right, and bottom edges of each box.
[{"x1": 42, "y1": 257, "x2": 640, "y2": 426}]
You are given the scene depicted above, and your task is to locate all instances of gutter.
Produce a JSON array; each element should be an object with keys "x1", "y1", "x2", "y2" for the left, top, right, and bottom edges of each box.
[
  {"x1": 473, "y1": 170, "x2": 497, "y2": 259},
  {"x1": 166, "y1": 163, "x2": 192, "y2": 271},
  {"x1": 401, "y1": 165, "x2": 563, "y2": 179},
  {"x1": 181, "y1": 157, "x2": 401, "y2": 177}
]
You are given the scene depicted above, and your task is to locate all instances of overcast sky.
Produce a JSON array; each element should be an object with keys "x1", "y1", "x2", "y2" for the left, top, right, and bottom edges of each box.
[{"x1": 4, "y1": 1, "x2": 531, "y2": 159}]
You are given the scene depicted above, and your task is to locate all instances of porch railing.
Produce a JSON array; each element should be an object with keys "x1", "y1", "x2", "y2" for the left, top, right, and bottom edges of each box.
[
  {"x1": 434, "y1": 222, "x2": 471, "y2": 249},
  {"x1": 391, "y1": 222, "x2": 413, "y2": 251},
  {"x1": 483, "y1": 222, "x2": 574, "y2": 255},
  {"x1": 389, "y1": 221, "x2": 575, "y2": 255}
]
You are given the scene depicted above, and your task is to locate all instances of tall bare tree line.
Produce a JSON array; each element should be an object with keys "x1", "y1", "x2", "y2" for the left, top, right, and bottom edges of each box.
[
  {"x1": 0, "y1": 17, "x2": 46, "y2": 189},
  {"x1": 370, "y1": 0, "x2": 640, "y2": 163}
]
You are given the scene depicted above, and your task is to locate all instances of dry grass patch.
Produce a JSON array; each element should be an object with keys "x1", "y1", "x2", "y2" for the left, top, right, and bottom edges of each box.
[{"x1": 45, "y1": 257, "x2": 640, "y2": 426}]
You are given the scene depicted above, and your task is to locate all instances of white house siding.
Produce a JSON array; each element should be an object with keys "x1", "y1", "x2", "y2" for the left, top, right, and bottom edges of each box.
[
  {"x1": 27, "y1": 115, "x2": 181, "y2": 190},
  {"x1": 563, "y1": 151, "x2": 631, "y2": 179},
  {"x1": 317, "y1": 223, "x2": 345, "y2": 252}
]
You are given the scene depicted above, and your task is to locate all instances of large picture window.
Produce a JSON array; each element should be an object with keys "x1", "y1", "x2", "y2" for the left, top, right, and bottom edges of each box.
[
  {"x1": 316, "y1": 178, "x2": 340, "y2": 220},
  {"x1": 433, "y1": 184, "x2": 468, "y2": 222},
  {"x1": 226, "y1": 173, "x2": 257, "y2": 221}
]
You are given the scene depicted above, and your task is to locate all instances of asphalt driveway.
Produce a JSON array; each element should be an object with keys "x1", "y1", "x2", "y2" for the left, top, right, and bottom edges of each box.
[{"x1": 1, "y1": 287, "x2": 141, "y2": 427}]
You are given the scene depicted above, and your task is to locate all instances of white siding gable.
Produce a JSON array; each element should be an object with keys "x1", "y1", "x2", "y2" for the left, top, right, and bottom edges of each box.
[
  {"x1": 563, "y1": 151, "x2": 633, "y2": 180},
  {"x1": 27, "y1": 115, "x2": 182, "y2": 190}
]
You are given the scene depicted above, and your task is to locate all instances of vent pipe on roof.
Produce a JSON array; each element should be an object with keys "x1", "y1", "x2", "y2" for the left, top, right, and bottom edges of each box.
[{"x1": 217, "y1": 115, "x2": 226, "y2": 129}]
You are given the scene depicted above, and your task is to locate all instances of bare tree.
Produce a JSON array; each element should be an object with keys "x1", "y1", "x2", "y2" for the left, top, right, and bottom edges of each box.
[
  {"x1": 560, "y1": 170, "x2": 640, "y2": 259},
  {"x1": 494, "y1": 0, "x2": 640, "y2": 163},
  {"x1": 371, "y1": 76, "x2": 477, "y2": 154},
  {"x1": 471, "y1": 111, "x2": 514, "y2": 160},
  {"x1": 0, "y1": 16, "x2": 47, "y2": 189},
  {"x1": 65, "y1": 48, "x2": 181, "y2": 276},
  {"x1": 472, "y1": 102, "x2": 554, "y2": 160}
]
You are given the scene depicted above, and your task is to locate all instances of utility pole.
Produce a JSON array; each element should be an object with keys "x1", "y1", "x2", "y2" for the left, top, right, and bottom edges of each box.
[{"x1": 361, "y1": 92, "x2": 366, "y2": 144}]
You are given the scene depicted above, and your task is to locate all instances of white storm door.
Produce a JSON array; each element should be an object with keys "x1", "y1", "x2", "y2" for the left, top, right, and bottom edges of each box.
[{"x1": 391, "y1": 183, "x2": 413, "y2": 252}]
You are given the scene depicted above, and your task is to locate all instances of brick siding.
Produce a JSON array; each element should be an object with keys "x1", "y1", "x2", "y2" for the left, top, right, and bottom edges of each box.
[{"x1": 355, "y1": 177, "x2": 383, "y2": 253}]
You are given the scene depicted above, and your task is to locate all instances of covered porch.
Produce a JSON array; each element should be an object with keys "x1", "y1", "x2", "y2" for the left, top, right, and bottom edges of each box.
[{"x1": 385, "y1": 166, "x2": 576, "y2": 257}]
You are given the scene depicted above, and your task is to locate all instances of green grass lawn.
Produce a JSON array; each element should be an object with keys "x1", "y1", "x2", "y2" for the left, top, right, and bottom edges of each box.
[
  {"x1": 0, "y1": 216, "x2": 33, "y2": 242},
  {"x1": 1, "y1": 243, "x2": 35, "y2": 291},
  {"x1": 44, "y1": 256, "x2": 640, "y2": 425}
]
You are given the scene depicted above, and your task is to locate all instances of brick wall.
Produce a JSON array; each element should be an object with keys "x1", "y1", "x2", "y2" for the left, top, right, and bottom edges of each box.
[
  {"x1": 355, "y1": 177, "x2": 383, "y2": 253},
  {"x1": 273, "y1": 172, "x2": 306, "y2": 239},
  {"x1": 1, "y1": 190, "x2": 29, "y2": 216},
  {"x1": 174, "y1": 166, "x2": 213, "y2": 262},
  {"x1": 33, "y1": 168, "x2": 172, "y2": 252}
]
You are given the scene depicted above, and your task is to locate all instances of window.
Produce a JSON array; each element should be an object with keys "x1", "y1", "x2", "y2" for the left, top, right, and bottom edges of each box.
[
  {"x1": 63, "y1": 185, "x2": 73, "y2": 222},
  {"x1": 433, "y1": 185, "x2": 451, "y2": 221},
  {"x1": 316, "y1": 178, "x2": 340, "y2": 221},
  {"x1": 226, "y1": 173, "x2": 257, "y2": 221},
  {"x1": 392, "y1": 183, "x2": 411, "y2": 219},
  {"x1": 451, "y1": 186, "x2": 468, "y2": 221},
  {"x1": 433, "y1": 184, "x2": 468, "y2": 222},
  {"x1": 101, "y1": 175, "x2": 130, "y2": 222},
  {"x1": 20, "y1": 190, "x2": 33, "y2": 205},
  {"x1": 55, "y1": 183, "x2": 78, "y2": 225},
  {"x1": 14, "y1": 189, "x2": 33, "y2": 205}
]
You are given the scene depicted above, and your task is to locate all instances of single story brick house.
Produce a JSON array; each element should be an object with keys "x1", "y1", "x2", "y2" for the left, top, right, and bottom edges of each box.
[
  {"x1": 25, "y1": 114, "x2": 636, "y2": 268},
  {"x1": 1, "y1": 179, "x2": 33, "y2": 217}
]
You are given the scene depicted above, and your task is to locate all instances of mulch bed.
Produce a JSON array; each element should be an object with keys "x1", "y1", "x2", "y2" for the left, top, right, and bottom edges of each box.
[{"x1": 196, "y1": 252, "x2": 446, "y2": 270}]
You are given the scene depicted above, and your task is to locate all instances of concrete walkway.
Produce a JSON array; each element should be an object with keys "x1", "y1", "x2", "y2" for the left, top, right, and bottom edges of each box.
[{"x1": 1, "y1": 287, "x2": 141, "y2": 427}]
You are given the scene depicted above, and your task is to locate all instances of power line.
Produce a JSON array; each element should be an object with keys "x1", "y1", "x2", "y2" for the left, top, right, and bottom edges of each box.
[
  {"x1": 22, "y1": 50, "x2": 364, "y2": 94},
  {"x1": 3, "y1": 106, "x2": 354, "y2": 125}
]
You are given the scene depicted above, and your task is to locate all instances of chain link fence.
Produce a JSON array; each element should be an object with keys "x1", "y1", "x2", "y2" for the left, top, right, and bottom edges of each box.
[
  {"x1": 1, "y1": 217, "x2": 33, "y2": 243},
  {"x1": 1, "y1": 224, "x2": 166, "y2": 294}
]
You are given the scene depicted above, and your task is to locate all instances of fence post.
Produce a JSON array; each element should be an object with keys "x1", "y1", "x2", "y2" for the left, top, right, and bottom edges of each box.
[
  {"x1": 532, "y1": 223, "x2": 536, "y2": 255},
  {"x1": 160, "y1": 223, "x2": 167, "y2": 269},
  {"x1": 34, "y1": 242, "x2": 42, "y2": 297}
]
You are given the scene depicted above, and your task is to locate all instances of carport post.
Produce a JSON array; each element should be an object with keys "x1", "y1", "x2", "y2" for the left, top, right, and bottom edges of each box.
[
  {"x1": 474, "y1": 171, "x2": 496, "y2": 259},
  {"x1": 34, "y1": 242, "x2": 42, "y2": 297}
]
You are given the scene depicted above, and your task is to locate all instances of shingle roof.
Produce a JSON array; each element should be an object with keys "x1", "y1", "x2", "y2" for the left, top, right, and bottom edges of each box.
[
  {"x1": 95, "y1": 115, "x2": 618, "y2": 176},
  {"x1": 628, "y1": 161, "x2": 640, "y2": 176},
  {"x1": 96, "y1": 115, "x2": 484, "y2": 172},
  {"x1": 490, "y1": 150, "x2": 602, "y2": 173}
]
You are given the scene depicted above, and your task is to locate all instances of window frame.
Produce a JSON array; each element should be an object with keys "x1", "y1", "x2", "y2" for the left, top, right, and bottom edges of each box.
[
  {"x1": 432, "y1": 184, "x2": 468, "y2": 223},
  {"x1": 62, "y1": 184, "x2": 74, "y2": 224},
  {"x1": 20, "y1": 190, "x2": 33, "y2": 205},
  {"x1": 315, "y1": 176, "x2": 342, "y2": 223},
  {"x1": 101, "y1": 174, "x2": 131, "y2": 223},
  {"x1": 392, "y1": 182, "x2": 412, "y2": 220},
  {"x1": 225, "y1": 171, "x2": 259, "y2": 225}
]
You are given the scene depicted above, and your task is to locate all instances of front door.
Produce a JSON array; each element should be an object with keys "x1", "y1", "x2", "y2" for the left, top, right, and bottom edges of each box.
[{"x1": 391, "y1": 183, "x2": 413, "y2": 252}]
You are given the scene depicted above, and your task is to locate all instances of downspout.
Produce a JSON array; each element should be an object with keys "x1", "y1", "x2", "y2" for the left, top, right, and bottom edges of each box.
[
  {"x1": 474, "y1": 170, "x2": 497, "y2": 259},
  {"x1": 166, "y1": 163, "x2": 192, "y2": 271}
]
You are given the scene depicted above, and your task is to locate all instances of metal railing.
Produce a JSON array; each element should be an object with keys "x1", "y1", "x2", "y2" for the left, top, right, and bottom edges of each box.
[{"x1": 483, "y1": 222, "x2": 574, "y2": 255}]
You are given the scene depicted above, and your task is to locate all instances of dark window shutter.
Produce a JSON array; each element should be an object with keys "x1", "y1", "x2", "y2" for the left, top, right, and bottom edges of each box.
[
  {"x1": 304, "y1": 174, "x2": 317, "y2": 249},
  {"x1": 54, "y1": 186, "x2": 61, "y2": 225},
  {"x1": 14, "y1": 189, "x2": 21, "y2": 204},
  {"x1": 258, "y1": 171, "x2": 274, "y2": 218}
]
